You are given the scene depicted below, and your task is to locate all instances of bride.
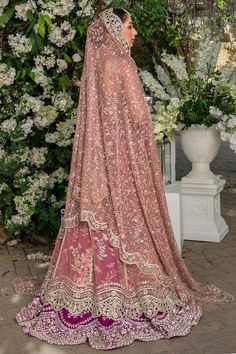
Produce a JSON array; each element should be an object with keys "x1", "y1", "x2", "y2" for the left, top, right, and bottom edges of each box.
[{"x1": 15, "y1": 7, "x2": 233, "y2": 350}]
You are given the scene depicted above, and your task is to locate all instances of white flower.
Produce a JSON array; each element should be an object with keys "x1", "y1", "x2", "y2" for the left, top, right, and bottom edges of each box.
[
  {"x1": 34, "y1": 54, "x2": 56, "y2": 69},
  {"x1": 140, "y1": 70, "x2": 170, "y2": 101},
  {"x1": 50, "y1": 167, "x2": 68, "y2": 184},
  {"x1": 30, "y1": 147, "x2": 48, "y2": 167},
  {"x1": 1, "y1": 118, "x2": 17, "y2": 133},
  {"x1": 0, "y1": 0, "x2": 9, "y2": 7},
  {"x1": 161, "y1": 51, "x2": 189, "y2": 81},
  {"x1": 229, "y1": 133, "x2": 236, "y2": 153},
  {"x1": 32, "y1": 65, "x2": 52, "y2": 87},
  {"x1": 50, "y1": 194, "x2": 56, "y2": 203},
  {"x1": 15, "y1": 1, "x2": 37, "y2": 21},
  {"x1": 226, "y1": 115, "x2": 236, "y2": 129},
  {"x1": 0, "y1": 63, "x2": 16, "y2": 87},
  {"x1": 15, "y1": 167, "x2": 30, "y2": 177},
  {"x1": 20, "y1": 118, "x2": 34, "y2": 136},
  {"x1": 77, "y1": 0, "x2": 94, "y2": 17},
  {"x1": 194, "y1": 26, "x2": 221, "y2": 78},
  {"x1": 209, "y1": 106, "x2": 223, "y2": 118},
  {"x1": 8, "y1": 33, "x2": 32, "y2": 57},
  {"x1": 7, "y1": 214, "x2": 31, "y2": 226},
  {"x1": 42, "y1": 45, "x2": 54, "y2": 55},
  {"x1": 45, "y1": 114, "x2": 76, "y2": 146},
  {"x1": 0, "y1": 0, "x2": 9, "y2": 16},
  {"x1": 15, "y1": 94, "x2": 44, "y2": 115},
  {"x1": 154, "y1": 63, "x2": 177, "y2": 97},
  {"x1": 39, "y1": 0, "x2": 75, "y2": 18},
  {"x1": 52, "y1": 91, "x2": 73, "y2": 111},
  {"x1": 34, "y1": 105, "x2": 58, "y2": 129},
  {"x1": 72, "y1": 54, "x2": 81, "y2": 62},
  {"x1": 18, "y1": 147, "x2": 31, "y2": 163},
  {"x1": 56, "y1": 59, "x2": 68, "y2": 72},
  {"x1": 0, "y1": 182, "x2": 8, "y2": 194},
  {"x1": 48, "y1": 21, "x2": 76, "y2": 47},
  {"x1": 216, "y1": 121, "x2": 225, "y2": 131},
  {"x1": 45, "y1": 131, "x2": 60, "y2": 143}
]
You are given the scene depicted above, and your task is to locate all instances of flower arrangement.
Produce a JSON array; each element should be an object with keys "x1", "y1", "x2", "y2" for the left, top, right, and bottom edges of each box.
[{"x1": 140, "y1": 25, "x2": 236, "y2": 148}]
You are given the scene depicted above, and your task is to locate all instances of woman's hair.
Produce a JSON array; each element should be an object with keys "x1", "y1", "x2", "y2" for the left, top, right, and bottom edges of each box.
[{"x1": 112, "y1": 8, "x2": 129, "y2": 23}]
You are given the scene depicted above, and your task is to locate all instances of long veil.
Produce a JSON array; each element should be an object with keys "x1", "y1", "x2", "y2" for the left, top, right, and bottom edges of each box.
[{"x1": 14, "y1": 9, "x2": 233, "y2": 348}]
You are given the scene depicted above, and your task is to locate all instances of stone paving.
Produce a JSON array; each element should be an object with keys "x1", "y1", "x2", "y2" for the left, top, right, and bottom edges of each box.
[{"x1": 0, "y1": 138, "x2": 236, "y2": 354}]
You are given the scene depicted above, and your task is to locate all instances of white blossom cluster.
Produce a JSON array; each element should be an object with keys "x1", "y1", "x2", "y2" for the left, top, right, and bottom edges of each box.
[
  {"x1": 0, "y1": 182, "x2": 8, "y2": 194},
  {"x1": 15, "y1": 93, "x2": 44, "y2": 115},
  {"x1": 34, "y1": 105, "x2": 58, "y2": 129},
  {"x1": 56, "y1": 59, "x2": 68, "y2": 72},
  {"x1": 0, "y1": 63, "x2": 16, "y2": 87},
  {"x1": 153, "y1": 98, "x2": 181, "y2": 142},
  {"x1": 140, "y1": 70, "x2": 170, "y2": 101},
  {"x1": 8, "y1": 33, "x2": 32, "y2": 57},
  {"x1": 76, "y1": 0, "x2": 94, "y2": 17},
  {"x1": 52, "y1": 91, "x2": 74, "y2": 112},
  {"x1": 7, "y1": 168, "x2": 67, "y2": 228},
  {"x1": 154, "y1": 63, "x2": 177, "y2": 97},
  {"x1": 193, "y1": 25, "x2": 221, "y2": 79},
  {"x1": 9, "y1": 118, "x2": 34, "y2": 142},
  {"x1": 30, "y1": 147, "x2": 48, "y2": 167},
  {"x1": 72, "y1": 54, "x2": 82, "y2": 63},
  {"x1": 48, "y1": 21, "x2": 76, "y2": 47},
  {"x1": 34, "y1": 53, "x2": 56, "y2": 69},
  {"x1": 45, "y1": 115, "x2": 76, "y2": 146},
  {"x1": 215, "y1": 111, "x2": 236, "y2": 153},
  {"x1": 39, "y1": 0, "x2": 75, "y2": 18},
  {"x1": 161, "y1": 51, "x2": 189, "y2": 81},
  {"x1": 218, "y1": 62, "x2": 236, "y2": 90},
  {"x1": 15, "y1": 167, "x2": 30, "y2": 177},
  {"x1": 0, "y1": 118, "x2": 17, "y2": 133},
  {"x1": 0, "y1": 0, "x2": 9, "y2": 17},
  {"x1": 32, "y1": 65, "x2": 52, "y2": 88},
  {"x1": 196, "y1": 42, "x2": 221, "y2": 79},
  {"x1": 15, "y1": 1, "x2": 37, "y2": 21}
]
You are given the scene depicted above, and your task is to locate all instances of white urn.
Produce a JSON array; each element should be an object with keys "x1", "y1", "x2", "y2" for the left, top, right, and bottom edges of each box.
[{"x1": 180, "y1": 124, "x2": 220, "y2": 179}]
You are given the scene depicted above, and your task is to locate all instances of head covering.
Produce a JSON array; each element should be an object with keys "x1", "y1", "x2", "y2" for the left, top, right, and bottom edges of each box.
[{"x1": 43, "y1": 9, "x2": 233, "y2": 309}]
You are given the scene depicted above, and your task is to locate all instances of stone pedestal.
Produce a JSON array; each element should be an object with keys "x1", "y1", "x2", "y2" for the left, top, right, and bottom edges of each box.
[
  {"x1": 181, "y1": 176, "x2": 228, "y2": 242},
  {"x1": 165, "y1": 182, "x2": 183, "y2": 251}
]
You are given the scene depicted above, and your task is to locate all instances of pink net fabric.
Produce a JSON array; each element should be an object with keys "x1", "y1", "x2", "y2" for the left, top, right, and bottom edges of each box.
[{"x1": 15, "y1": 9, "x2": 233, "y2": 350}]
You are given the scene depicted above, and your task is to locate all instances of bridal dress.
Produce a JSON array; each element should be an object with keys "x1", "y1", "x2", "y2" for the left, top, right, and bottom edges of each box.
[{"x1": 14, "y1": 8, "x2": 233, "y2": 350}]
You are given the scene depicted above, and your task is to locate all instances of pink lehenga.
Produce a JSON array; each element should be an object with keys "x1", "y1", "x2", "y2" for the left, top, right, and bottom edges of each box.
[{"x1": 15, "y1": 9, "x2": 233, "y2": 350}]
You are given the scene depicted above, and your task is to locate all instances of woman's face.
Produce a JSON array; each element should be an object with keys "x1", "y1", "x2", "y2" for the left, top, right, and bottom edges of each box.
[{"x1": 122, "y1": 14, "x2": 138, "y2": 47}]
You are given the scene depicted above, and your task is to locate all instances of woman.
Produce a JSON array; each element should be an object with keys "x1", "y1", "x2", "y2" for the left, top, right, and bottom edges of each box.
[{"x1": 15, "y1": 8, "x2": 233, "y2": 350}]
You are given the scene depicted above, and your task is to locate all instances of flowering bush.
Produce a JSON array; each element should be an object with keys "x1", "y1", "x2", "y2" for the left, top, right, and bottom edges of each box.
[
  {"x1": 0, "y1": 0, "x2": 98, "y2": 241},
  {"x1": 140, "y1": 24, "x2": 236, "y2": 145}
]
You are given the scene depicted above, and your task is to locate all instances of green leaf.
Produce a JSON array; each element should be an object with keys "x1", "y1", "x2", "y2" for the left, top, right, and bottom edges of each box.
[
  {"x1": 59, "y1": 74, "x2": 70, "y2": 89},
  {"x1": 26, "y1": 8, "x2": 34, "y2": 22},
  {"x1": 0, "y1": 6, "x2": 15, "y2": 26},
  {"x1": 38, "y1": 15, "x2": 46, "y2": 38},
  {"x1": 44, "y1": 14, "x2": 52, "y2": 32},
  {"x1": 62, "y1": 52, "x2": 72, "y2": 63},
  {"x1": 217, "y1": 0, "x2": 226, "y2": 10},
  {"x1": 70, "y1": 41, "x2": 84, "y2": 56},
  {"x1": 70, "y1": 40, "x2": 79, "y2": 52},
  {"x1": 29, "y1": 32, "x2": 45, "y2": 54},
  {"x1": 29, "y1": 70, "x2": 36, "y2": 80},
  {"x1": 77, "y1": 25, "x2": 86, "y2": 36}
]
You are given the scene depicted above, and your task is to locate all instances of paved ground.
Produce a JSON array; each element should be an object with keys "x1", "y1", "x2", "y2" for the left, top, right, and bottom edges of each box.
[{"x1": 0, "y1": 138, "x2": 236, "y2": 354}]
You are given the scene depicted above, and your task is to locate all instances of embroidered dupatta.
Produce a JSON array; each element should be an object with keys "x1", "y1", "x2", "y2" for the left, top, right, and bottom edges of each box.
[{"x1": 16, "y1": 9, "x2": 233, "y2": 321}]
